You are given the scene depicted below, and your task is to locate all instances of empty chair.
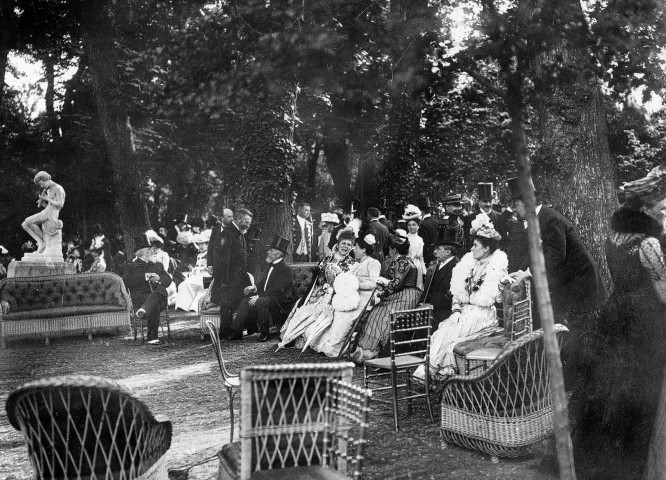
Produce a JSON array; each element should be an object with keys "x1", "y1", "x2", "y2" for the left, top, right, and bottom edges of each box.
[
  {"x1": 6, "y1": 375, "x2": 172, "y2": 480},
  {"x1": 206, "y1": 319, "x2": 241, "y2": 442},
  {"x1": 363, "y1": 305, "x2": 435, "y2": 431}
]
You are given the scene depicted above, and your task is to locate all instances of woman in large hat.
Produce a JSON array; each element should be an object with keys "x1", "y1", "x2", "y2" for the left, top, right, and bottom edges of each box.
[
  {"x1": 413, "y1": 215, "x2": 507, "y2": 381},
  {"x1": 403, "y1": 204, "x2": 426, "y2": 289},
  {"x1": 580, "y1": 165, "x2": 666, "y2": 479}
]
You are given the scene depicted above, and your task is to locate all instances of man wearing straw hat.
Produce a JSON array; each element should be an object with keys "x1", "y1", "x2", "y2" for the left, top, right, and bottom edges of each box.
[{"x1": 229, "y1": 235, "x2": 293, "y2": 342}]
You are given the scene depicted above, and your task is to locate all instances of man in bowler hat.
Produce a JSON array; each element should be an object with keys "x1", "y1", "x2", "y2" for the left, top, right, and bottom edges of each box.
[{"x1": 230, "y1": 235, "x2": 293, "y2": 342}]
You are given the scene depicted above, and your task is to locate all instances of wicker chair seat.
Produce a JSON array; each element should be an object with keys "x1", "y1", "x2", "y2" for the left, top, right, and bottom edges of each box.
[
  {"x1": 440, "y1": 325, "x2": 568, "y2": 458},
  {"x1": 6, "y1": 375, "x2": 172, "y2": 480}
]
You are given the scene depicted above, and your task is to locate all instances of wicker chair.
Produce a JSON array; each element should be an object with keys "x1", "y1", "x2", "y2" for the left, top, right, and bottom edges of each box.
[
  {"x1": 218, "y1": 362, "x2": 363, "y2": 480},
  {"x1": 363, "y1": 305, "x2": 435, "y2": 431},
  {"x1": 206, "y1": 319, "x2": 241, "y2": 442},
  {"x1": 5, "y1": 375, "x2": 172, "y2": 480},
  {"x1": 440, "y1": 325, "x2": 568, "y2": 460}
]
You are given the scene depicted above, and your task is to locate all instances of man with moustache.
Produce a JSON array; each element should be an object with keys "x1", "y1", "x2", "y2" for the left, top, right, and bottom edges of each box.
[
  {"x1": 207, "y1": 208, "x2": 234, "y2": 274},
  {"x1": 211, "y1": 208, "x2": 253, "y2": 337}
]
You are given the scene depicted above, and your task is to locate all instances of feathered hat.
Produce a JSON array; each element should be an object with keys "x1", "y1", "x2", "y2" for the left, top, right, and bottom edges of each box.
[
  {"x1": 470, "y1": 214, "x2": 502, "y2": 241},
  {"x1": 402, "y1": 204, "x2": 422, "y2": 221}
]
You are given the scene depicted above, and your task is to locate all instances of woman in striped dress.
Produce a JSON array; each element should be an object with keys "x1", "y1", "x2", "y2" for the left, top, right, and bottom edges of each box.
[{"x1": 350, "y1": 229, "x2": 421, "y2": 362}]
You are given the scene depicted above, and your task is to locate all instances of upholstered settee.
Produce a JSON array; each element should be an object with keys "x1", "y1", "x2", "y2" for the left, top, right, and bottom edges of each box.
[
  {"x1": 198, "y1": 262, "x2": 318, "y2": 339},
  {"x1": 0, "y1": 272, "x2": 132, "y2": 348}
]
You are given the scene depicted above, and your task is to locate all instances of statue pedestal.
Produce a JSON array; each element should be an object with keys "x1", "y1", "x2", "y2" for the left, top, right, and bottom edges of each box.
[{"x1": 7, "y1": 259, "x2": 76, "y2": 278}]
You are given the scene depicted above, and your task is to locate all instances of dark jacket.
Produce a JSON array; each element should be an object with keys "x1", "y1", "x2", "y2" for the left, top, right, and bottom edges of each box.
[
  {"x1": 210, "y1": 222, "x2": 250, "y2": 306},
  {"x1": 292, "y1": 215, "x2": 316, "y2": 261},
  {"x1": 419, "y1": 215, "x2": 439, "y2": 265},
  {"x1": 122, "y1": 259, "x2": 172, "y2": 306},
  {"x1": 367, "y1": 219, "x2": 390, "y2": 262},
  {"x1": 207, "y1": 224, "x2": 223, "y2": 270},
  {"x1": 522, "y1": 206, "x2": 606, "y2": 314},
  {"x1": 420, "y1": 257, "x2": 459, "y2": 313},
  {"x1": 255, "y1": 259, "x2": 293, "y2": 302}
]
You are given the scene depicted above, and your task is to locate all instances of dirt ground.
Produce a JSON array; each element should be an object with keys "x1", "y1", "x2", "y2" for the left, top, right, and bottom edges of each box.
[{"x1": 0, "y1": 310, "x2": 559, "y2": 480}]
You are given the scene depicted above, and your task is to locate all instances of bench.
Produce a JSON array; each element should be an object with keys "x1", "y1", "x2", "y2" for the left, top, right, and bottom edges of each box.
[
  {"x1": 197, "y1": 262, "x2": 318, "y2": 339},
  {"x1": 0, "y1": 272, "x2": 132, "y2": 348}
]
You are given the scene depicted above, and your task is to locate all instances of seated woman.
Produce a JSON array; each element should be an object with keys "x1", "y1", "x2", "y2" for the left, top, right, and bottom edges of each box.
[
  {"x1": 175, "y1": 231, "x2": 212, "y2": 312},
  {"x1": 413, "y1": 216, "x2": 507, "y2": 381},
  {"x1": 350, "y1": 229, "x2": 421, "y2": 362},
  {"x1": 308, "y1": 233, "x2": 381, "y2": 357},
  {"x1": 278, "y1": 227, "x2": 357, "y2": 349}
]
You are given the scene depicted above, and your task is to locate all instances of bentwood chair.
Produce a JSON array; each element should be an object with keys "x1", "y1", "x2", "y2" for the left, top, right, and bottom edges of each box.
[
  {"x1": 206, "y1": 319, "x2": 241, "y2": 442},
  {"x1": 440, "y1": 325, "x2": 569, "y2": 461},
  {"x1": 217, "y1": 362, "x2": 360, "y2": 480},
  {"x1": 128, "y1": 288, "x2": 170, "y2": 344},
  {"x1": 5, "y1": 375, "x2": 172, "y2": 480},
  {"x1": 363, "y1": 305, "x2": 435, "y2": 431}
]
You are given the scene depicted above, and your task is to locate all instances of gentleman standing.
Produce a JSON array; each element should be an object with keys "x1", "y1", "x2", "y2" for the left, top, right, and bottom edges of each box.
[
  {"x1": 419, "y1": 227, "x2": 460, "y2": 327},
  {"x1": 463, "y1": 183, "x2": 502, "y2": 249},
  {"x1": 22, "y1": 171, "x2": 66, "y2": 254},
  {"x1": 366, "y1": 207, "x2": 389, "y2": 262},
  {"x1": 211, "y1": 208, "x2": 253, "y2": 337},
  {"x1": 207, "y1": 207, "x2": 234, "y2": 274},
  {"x1": 292, "y1": 202, "x2": 315, "y2": 262},
  {"x1": 507, "y1": 177, "x2": 606, "y2": 322},
  {"x1": 230, "y1": 235, "x2": 293, "y2": 342},
  {"x1": 418, "y1": 197, "x2": 439, "y2": 265},
  {"x1": 439, "y1": 194, "x2": 467, "y2": 252},
  {"x1": 123, "y1": 236, "x2": 173, "y2": 345}
]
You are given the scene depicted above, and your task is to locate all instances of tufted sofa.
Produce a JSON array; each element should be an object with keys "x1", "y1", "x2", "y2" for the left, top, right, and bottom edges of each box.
[
  {"x1": 198, "y1": 262, "x2": 318, "y2": 339},
  {"x1": 0, "y1": 272, "x2": 132, "y2": 348}
]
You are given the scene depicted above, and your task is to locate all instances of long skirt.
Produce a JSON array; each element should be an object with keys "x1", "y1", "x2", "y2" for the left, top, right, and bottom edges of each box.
[
  {"x1": 352, "y1": 287, "x2": 421, "y2": 361},
  {"x1": 175, "y1": 274, "x2": 210, "y2": 312},
  {"x1": 308, "y1": 289, "x2": 374, "y2": 357}
]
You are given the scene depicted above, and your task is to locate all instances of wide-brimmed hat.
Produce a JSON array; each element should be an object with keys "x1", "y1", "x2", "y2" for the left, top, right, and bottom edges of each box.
[
  {"x1": 623, "y1": 165, "x2": 666, "y2": 204},
  {"x1": 470, "y1": 214, "x2": 502, "y2": 241},
  {"x1": 267, "y1": 235, "x2": 290, "y2": 254},
  {"x1": 402, "y1": 204, "x2": 422, "y2": 221},
  {"x1": 391, "y1": 228, "x2": 409, "y2": 244},
  {"x1": 321, "y1": 213, "x2": 339, "y2": 225}
]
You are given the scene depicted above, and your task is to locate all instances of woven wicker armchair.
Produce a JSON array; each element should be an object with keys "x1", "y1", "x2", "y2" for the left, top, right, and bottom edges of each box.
[
  {"x1": 218, "y1": 362, "x2": 371, "y2": 480},
  {"x1": 440, "y1": 325, "x2": 568, "y2": 460},
  {"x1": 6, "y1": 375, "x2": 172, "y2": 480}
]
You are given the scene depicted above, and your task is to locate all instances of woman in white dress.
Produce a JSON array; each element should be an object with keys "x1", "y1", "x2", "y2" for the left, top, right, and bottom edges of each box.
[
  {"x1": 413, "y1": 215, "x2": 507, "y2": 381},
  {"x1": 403, "y1": 208, "x2": 426, "y2": 290},
  {"x1": 309, "y1": 233, "x2": 381, "y2": 356},
  {"x1": 175, "y1": 231, "x2": 212, "y2": 312}
]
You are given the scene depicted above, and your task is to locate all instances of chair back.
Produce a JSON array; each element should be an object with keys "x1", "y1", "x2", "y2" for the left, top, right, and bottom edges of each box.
[
  {"x1": 206, "y1": 319, "x2": 236, "y2": 383},
  {"x1": 325, "y1": 379, "x2": 372, "y2": 480},
  {"x1": 442, "y1": 325, "x2": 568, "y2": 417},
  {"x1": 239, "y1": 362, "x2": 354, "y2": 479},
  {"x1": 5, "y1": 375, "x2": 172, "y2": 480},
  {"x1": 388, "y1": 305, "x2": 433, "y2": 362},
  {"x1": 503, "y1": 275, "x2": 533, "y2": 340}
]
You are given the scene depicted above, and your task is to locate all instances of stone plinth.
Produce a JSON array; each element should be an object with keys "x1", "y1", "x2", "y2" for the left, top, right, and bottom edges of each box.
[{"x1": 7, "y1": 260, "x2": 76, "y2": 278}]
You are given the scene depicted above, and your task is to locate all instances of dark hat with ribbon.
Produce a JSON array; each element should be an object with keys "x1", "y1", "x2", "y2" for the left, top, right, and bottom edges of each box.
[
  {"x1": 477, "y1": 182, "x2": 494, "y2": 202},
  {"x1": 507, "y1": 177, "x2": 536, "y2": 201},
  {"x1": 267, "y1": 235, "x2": 290, "y2": 254},
  {"x1": 441, "y1": 193, "x2": 463, "y2": 205}
]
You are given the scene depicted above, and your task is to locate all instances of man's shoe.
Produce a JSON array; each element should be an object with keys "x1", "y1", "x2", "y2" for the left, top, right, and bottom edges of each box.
[
  {"x1": 258, "y1": 332, "x2": 271, "y2": 342},
  {"x1": 136, "y1": 308, "x2": 146, "y2": 319},
  {"x1": 147, "y1": 339, "x2": 160, "y2": 345}
]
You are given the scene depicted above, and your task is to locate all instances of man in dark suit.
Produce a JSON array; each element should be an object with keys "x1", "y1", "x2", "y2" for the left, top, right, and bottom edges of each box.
[
  {"x1": 419, "y1": 227, "x2": 460, "y2": 327},
  {"x1": 207, "y1": 208, "x2": 234, "y2": 274},
  {"x1": 123, "y1": 236, "x2": 173, "y2": 345},
  {"x1": 418, "y1": 197, "x2": 439, "y2": 266},
  {"x1": 366, "y1": 207, "x2": 389, "y2": 263},
  {"x1": 230, "y1": 235, "x2": 293, "y2": 342},
  {"x1": 211, "y1": 208, "x2": 253, "y2": 337},
  {"x1": 463, "y1": 183, "x2": 503, "y2": 250},
  {"x1": 507, "y1": 177, "x2": 606, "y2": 321},
  {"x1": 292, "y1": 202, "x2": 316, "y2": 262}
]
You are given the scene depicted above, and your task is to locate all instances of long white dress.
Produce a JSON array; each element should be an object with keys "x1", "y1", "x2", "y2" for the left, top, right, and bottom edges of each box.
[
  {"x1": 175, "y1": 250, "x2": 211, "y2": 312},
  {"x1": 413, "y1": 249, "x2": 508, "y2": 380},
  {"x1": 308, "y1": 256, "x2": 381, "y2": 357},
  {"x1": 408, "y1": 232, "x2": 426, "y2": 290}
]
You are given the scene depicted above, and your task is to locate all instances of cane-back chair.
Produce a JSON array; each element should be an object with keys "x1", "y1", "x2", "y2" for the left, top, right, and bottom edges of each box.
[
  {"x1": 218, "y1": 362, "x2": 364, "y2": 480},
  {"x1": 5, "y1": 375, "x2": 172, "y2": 480},
  {"x1": 440, "y1": 325, "x2": 568, "y2": 459},
  {"x1": 206, "y1": 319, "x2": 241, "y2": 442},
  {"x1": 363, "y1": 305, "x2": 435, "y2": 431}
]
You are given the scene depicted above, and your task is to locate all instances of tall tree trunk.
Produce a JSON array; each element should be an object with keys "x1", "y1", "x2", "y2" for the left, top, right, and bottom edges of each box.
[
  {"x1": 531, "y1": 0, "x2": 616, "y2": 286},
  {"x1": 44, "y1": 54, "x2": 60, "y2": 140},
  {"x1": 80, "y1": 0, "x2": 150, "y2": 253},
  {"x1": 323, "y1": 129, "x2": 351, "y2": 208},
  {"x1": 306, "y1": 139, "x2": 321, "y2": 193}
]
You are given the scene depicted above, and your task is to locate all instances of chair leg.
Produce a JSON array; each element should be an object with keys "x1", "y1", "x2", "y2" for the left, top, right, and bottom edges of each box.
[
  {"x1": 406, "y1": 371, "x2": 413, "y2": 416},
  {"x1": 228, "y1": 387, "x2": 235, "y2": 443},
  {"x1": 424, "y1": 366, "x2": 435, "y2": 424},
  {"x1": 166, "y1": 309, "x2": 171, "y2": 338},
  {"x1": 391, "y1": 367, "x2": 400, "y2": 431}
]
